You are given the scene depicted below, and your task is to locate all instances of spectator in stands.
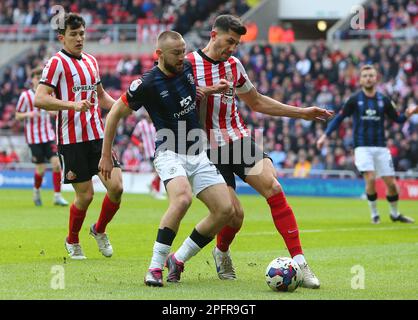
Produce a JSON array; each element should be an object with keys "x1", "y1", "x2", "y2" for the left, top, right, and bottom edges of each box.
[
  {"x1": 116, "y1": 54, "x2": 138, "y2": 75},
  {"x1": 293, "y1": 150, "x2": 312, "y2": 178},
  {"x1": 101, "y1": 68, "x2": 122, "y2": 90},
  {"x1": 282, "y1": 23, "x2": 295, "y2": 43},
  {"x1": 268, "y1": 21, "x2": 284, "y2": 44},
  {"x1": 268, "y1": 143, "x2": 286, "y2": 169},
  {"x1": 241, "y1": 20, "x2": 258, "y2": 42}
]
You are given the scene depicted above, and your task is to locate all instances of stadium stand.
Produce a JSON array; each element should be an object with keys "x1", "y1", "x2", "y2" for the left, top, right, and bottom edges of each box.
[
  {"x1": 1, "y1": 0, "x2": 417, "y2": 176},
  {"x1": 337, "y1": 0, "x2": 417, "y2": 40}
]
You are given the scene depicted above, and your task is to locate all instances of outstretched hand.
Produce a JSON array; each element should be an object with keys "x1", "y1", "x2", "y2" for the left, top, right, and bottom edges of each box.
[
  {"x1": 405, "y1": 105, "x2": 418, "y2": 117},
  {"x1": 302, "y1": 106, "x2": 334, "y2": 122}
]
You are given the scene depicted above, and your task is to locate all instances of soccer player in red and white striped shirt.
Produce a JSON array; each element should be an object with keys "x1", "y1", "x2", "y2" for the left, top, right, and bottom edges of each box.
[
  {"x1": 188, "y1": 15, "x2": 333, "y2": 288},
  {"x1": 35, "y1": 13, "x2": 123, "y2": 260},
  {"x1": 131, "y1": 113, "x2": 165, "y2": 199},
  {"x1": 15, "y1": 67, "x2": 68, "y2": 207}
]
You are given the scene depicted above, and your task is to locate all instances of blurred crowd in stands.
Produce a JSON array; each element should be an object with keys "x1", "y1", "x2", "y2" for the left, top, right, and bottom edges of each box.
[
  {"x1": 2, "y1": 38, "x2": 417, "y2": 176},
  {"x1": 0, "y1": 0, "x2": 417, "y2": 176},
  {"x1": 339, "y1": 0, "x2": 417, "y2": 40}
]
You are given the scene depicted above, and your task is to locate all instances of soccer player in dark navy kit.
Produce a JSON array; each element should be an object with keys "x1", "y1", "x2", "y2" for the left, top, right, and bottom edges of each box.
[
  {"x1": 99, "y1": 31, "x2": 234, "y2": 287},
  {"x1": 317, "y1": 65, "x2": 417, "y2": 224}
]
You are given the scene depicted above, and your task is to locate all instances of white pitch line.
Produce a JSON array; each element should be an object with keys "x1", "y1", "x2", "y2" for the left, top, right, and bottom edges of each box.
[{"x1": 243, "y1": 226, "x2": 418, "y2": 236}]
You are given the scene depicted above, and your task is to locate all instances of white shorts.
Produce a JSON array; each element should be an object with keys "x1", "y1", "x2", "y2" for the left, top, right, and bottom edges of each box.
[
  {"x1": 354, "y1": 147, "x2": 395, "y2": 177},
  {"x1": 153, "y1": 150, "x2": 225, "y2": 195}
]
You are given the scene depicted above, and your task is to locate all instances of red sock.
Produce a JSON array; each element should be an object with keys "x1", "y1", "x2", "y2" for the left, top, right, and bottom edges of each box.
[
  {"x1": 34, "y1": 172, "x2": 43, "y2": 189},
  {"x1": 151, "y1": 175, "x2": 161, "y2": 192},
  {"x1": 95, "y1": 194, "x2": 120, "y2": 233},
  {"x1": 68, "y1": 204, "x2": 87, "y2": 244},
  {"x1": 216, "y1": 225, "x2": 240, "y2": 252},
  {"x1": 53, "y1": 171, "x2": 61, "y2": 192},
  {"x1": 267, "y1": 192, "x2": 303, "y2": 257}
]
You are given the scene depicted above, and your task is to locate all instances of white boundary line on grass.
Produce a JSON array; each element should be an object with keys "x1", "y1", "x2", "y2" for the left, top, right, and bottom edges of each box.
[{"x1": 243, "y1": 226, "x2": 418, "y2": 236}]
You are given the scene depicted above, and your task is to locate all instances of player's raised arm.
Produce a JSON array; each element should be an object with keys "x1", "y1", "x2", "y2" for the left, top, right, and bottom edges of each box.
[
  {"x1": 99, "y1": 98, "x2": 132, "y2": 180},
  {"x1": 237, "y1": 87, "x2": 334, "y2": 121},
  {"x1": 35, "y1": 84, "x2": 91, "y2": 112}
]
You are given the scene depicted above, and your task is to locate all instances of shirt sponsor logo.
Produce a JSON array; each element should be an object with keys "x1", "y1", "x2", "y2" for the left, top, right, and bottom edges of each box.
[
  {"x1": 72, "y1": 84, "x2": 97, "y2": 93},
  {"x1": 362, "y1": 108, "x2": 380, "y2": 121},
  {"x1": 174, "y1": 96, "x2": 196, "y2": 118}
]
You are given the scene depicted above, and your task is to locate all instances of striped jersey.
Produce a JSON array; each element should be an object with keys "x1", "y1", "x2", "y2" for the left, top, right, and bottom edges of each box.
[
  {"x1": 132, "y1": 118, "x2": 156, "y2": 160},
  {"x1": 186, "y1": 50, "x2": 254, "y2": 147},
  {"x1": 16, "y1": 89, "x2": 55, "y2": 144},
  {"x1": 325, "y1": 90, "x2": 407, "y2": 147},
  {"x1": 39, "y1": 49, "x2": 104, "y2": 145}
]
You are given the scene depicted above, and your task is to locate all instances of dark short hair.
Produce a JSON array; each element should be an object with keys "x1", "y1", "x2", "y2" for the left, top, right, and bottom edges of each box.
[
  {"x1": 57, "y1": 13, "x2": 85, "y2": 35},
  {"x1": 31, "y1": 67, "x2": 43, "y2": 78},
  {"x1": 360, "y1": 64, "x2": 377, "y2": 74},
  {"x1": 213, "y1": 15, "x2": 247, "y2": 35}
]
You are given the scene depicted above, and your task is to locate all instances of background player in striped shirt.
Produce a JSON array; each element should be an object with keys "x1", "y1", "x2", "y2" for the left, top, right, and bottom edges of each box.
[
  {"x1": 317, "y1": 64, "x2": 417, "y2": 224},
  {"x1": 188, "y1": 15, "x2": 334, "y2": 288},
  {"x1": 131, "y1": 112, "x2": 165, "y2": 199},
  {"x1": 15, "y1": 67, "x2": 68, "y2": 207},
  {"x1": 35, "y1": 13, "x2": 123, "y2": 260}
]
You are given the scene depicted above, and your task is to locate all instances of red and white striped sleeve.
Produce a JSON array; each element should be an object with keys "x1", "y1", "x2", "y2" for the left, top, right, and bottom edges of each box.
[
  {"x1": 40, "y1": 56, "x2": 63, "y2": 89},
  {"x1": 15, "y1": 92, "x2": 28, "y2": 113},
  {"x1": 232, "y1": 57, "x2": 254, "y2": 94}
]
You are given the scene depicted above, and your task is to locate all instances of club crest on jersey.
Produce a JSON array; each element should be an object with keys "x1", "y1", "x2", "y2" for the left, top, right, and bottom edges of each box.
[
  {"x1": 66, "y1": 170, "x2": 77, "y2": 181},
  {"x1": 187, "y1": 73, "x2": 195, "y2": 85},
  {"x1": 72, "y1": 84, "x2": 97, "y2": 93},
  {"x1": 130, "y1": 79, "x2": 142, "y2": 91}
]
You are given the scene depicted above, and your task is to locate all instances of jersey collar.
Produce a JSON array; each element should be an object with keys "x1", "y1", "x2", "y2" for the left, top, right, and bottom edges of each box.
[
  {"x1": 197, "y1": 49, "x2": 221, "y2": 65},
  {"x1": 61, "y1": 49, "x2": 83, "y2": 60}
]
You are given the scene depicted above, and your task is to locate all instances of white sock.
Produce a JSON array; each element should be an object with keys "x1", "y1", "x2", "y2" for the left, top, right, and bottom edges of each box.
[
  {"x1": 54, "y1": 192, "x2": 61, "y2": 198},
  {"x1": 388, "y1": 201, "x2": 399, "y2": 217},
  {"x1": 215, "y1": 247, "x2": 228, "y2": 255},
  {"x1": 293, "y1": 254, "x2": 307, "y2": 266},
  {"x1": 149, "y1": 242, "x2": 171, "y2": 270},
  {"x1": 174, "y1": 237, "x2": 201, "y2": 263},
  {"x1": 368, "y1": 200, "x2": 379, "y2": 218}
]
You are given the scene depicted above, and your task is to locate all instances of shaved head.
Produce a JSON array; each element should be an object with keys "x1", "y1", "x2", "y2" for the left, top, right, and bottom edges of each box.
[
  {"x1": 156, "y1": 31, "x2": 186, "y2": 75},
  {"x1": 157, "y1": 31, "x2": 184, "y2": 50}
]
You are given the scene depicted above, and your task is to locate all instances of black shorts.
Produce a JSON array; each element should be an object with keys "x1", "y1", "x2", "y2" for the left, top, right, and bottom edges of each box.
[
  {"x1": 29, "y1": 141, "x2": 58, "y2": 164},
  {"x1": 207, "y1": 136, "x2": 271, "y2": 189},
  {"x1": 58, "y1": 139, "x2": 120, "y2": 184}
]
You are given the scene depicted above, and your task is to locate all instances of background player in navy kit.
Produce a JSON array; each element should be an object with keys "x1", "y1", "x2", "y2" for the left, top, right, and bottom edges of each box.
[
  {"x1": 99, "y1": 31, "x2": 234, "y2": 287},
  {"x1": 317, "y1": 64, "x2": 417, "y2": 224}
]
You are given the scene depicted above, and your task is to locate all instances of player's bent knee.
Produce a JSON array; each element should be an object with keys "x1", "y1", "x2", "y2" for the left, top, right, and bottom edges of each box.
[
  {"x1": 77, "y1": 192, "x2": 94, "y2": 206},
  {"x1": 175, "y1": 193, "x2": 193, "y2": 212},
  {"x1": 218, "y1": 202, "x2": 234, "y2": 223},
  {"x1": 110, "y1": 184, "x2": 124, "y2": 198}
]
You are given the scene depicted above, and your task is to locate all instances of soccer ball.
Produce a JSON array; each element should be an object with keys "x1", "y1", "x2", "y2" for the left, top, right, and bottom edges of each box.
[{"x1": 265, "y1": 257, "x2": 302, "y2": 292}]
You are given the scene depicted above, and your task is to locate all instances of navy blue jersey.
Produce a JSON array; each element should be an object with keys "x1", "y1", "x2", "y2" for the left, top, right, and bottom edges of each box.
[
  {"x1": 123, "y1": 61, "x2": 205, "y2": 155},
  {"x1": 325, "y1": 90, "x2": 407, "y2": 147}
]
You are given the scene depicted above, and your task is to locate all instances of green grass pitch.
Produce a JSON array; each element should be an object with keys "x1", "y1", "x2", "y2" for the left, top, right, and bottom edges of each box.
[{"x1": 0, "y1": 189, "x2": 417, "y2": 300}]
